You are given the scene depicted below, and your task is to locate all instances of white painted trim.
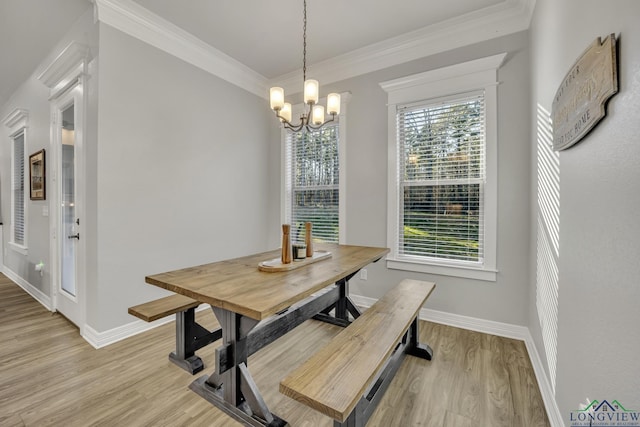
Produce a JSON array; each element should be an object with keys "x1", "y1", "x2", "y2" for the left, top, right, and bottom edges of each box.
[
  {"x1": 37, "y1": 41, "x2": 90, "y2": 99},
  {"x1": 5, "y1": 114, "x2": 30, "y2": 252},
  {"x1": 272, "y1": 1, "x2": 532, "y2": 92},
  {"x1": 382, "y1": 55, "x2": 502, "y2": 280},
  {"x1": 3, "y1": 265, "x2": 53, "y2": 311},
  {"x1": 2, "y1": 108, "x2": 29, "y2": 129},
  {"x1": 378, "y1": 53, "x2": 506, "y2": 103},
  {"x1": 83, "y1": 316, "x2": 172, "y2": 349},
  {"x1": 387, "y1": 258, "x2": 497, "y2": 282},
  {"x1": 48, "y1": 76, "x2": 88, "y2": 336},
  {"x1": 349, "y1": 293, "x2": 563, "y2": 427},
  {"x1": 91, "y1": 0, "x2": 533, "y2": 99},
  {"x1": 7, "y1": 242, "x2": 28, "y2": 256},
  {"x1": 82, "y1": 305, "x2": 209, "y2": 349},
  {"x1": 523, "y1": 331, "x2": 564, "y2": 427},
  {"x1": 92, "y1": 0, "x2": 268, "y2": 99},
  {"x1": 337, "y1": 92, "x2": 351, "y2": 245}
]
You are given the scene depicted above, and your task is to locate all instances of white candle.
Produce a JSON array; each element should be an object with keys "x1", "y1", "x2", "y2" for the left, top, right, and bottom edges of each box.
[
  {"x1": 270, "y1": 87, "x2": 285, "y2": 110},
  {"x1": 304, "y1": 79, "x2": 319, "y2": 104},
  {"x1": 327, "y1": 93, "x2": 341, "y2": 115},
  {"x1": 312, "y1": 104, "x2": 325, "y2": 125},
  {"x1": 280, "y1": 103, "x2": 292, "y2": 122}
]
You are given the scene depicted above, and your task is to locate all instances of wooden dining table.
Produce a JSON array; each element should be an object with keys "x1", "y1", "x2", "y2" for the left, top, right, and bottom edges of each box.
[{"x1": 145, "y1": 243, "x2": 389, "y2": 427}]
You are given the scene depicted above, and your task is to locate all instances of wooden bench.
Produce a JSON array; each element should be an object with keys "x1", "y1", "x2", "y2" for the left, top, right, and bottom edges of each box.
[
  {"x1": 128, "y1": 294, "x2": 222, "y2": 374},
  {"x1": 279, "y1": 279, "x2": 435, "y2": 426}
]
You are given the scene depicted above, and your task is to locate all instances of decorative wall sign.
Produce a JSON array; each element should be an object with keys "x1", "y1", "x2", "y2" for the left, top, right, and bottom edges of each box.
[
  {"x1": 551, "y1": 34, "x2": 618, "y2": 151},
  {"x1": 29, "y1": 149, "x2": 46, "y2": 200}
]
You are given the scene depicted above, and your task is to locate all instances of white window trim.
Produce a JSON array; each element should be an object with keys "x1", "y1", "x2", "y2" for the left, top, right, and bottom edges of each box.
[
  {"x1": 280, "y1": 92, "x2": 351, "y2": 244},
  {"x1": 2, "y1": 109, "x2": 29, "y2": 255},
  {"x1": 380, "y1": 54, "x2": 505, "y2": 282}
]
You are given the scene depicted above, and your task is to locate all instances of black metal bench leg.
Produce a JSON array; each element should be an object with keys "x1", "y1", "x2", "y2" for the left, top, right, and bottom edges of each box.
[
  {"x1": 406, "y1": 317, "x2": 433, "y2": 360},
  {"x1": 169, "y1": 307, "x2": 223, "y2": 374},
  {"x1": 169, "y1": 308, "x2": 205, "y2": 374}
]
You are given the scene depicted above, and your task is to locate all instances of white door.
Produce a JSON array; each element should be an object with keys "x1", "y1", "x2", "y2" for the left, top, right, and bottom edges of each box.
[{"x1": 52, "y1": 84, "x2": 85, "y2": 330}]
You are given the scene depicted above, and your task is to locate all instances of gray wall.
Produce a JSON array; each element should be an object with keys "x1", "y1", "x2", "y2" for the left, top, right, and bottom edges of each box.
[
  {"x1": 529, "y1": 0, "x2": 640, "y2": 418},
  {"x1": 268, "y1": 32, "x2": 532, "y2": 326},
  {"x1": 93, "y1": 24, "x2": 273, "y2": 331},
  {"x1": 0, "y1": 9, "x2": 98, "y2": 297}
]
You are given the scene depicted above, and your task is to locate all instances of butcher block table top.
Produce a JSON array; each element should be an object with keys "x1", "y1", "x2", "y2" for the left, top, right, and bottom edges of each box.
[{"x1": 145, "y1": 244, "x2": 389, "y2": 321}]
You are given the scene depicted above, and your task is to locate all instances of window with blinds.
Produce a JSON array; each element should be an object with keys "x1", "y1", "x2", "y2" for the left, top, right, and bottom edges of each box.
[
  {"x1": 397, "y1": 92, "x2": 485, "y2": 263},
  {"x1": 12, "y1": 132, "x2": 26, "y2": 246},
  {"x1": 285, "y1": 124, "x2": 339, "y2": 244}
]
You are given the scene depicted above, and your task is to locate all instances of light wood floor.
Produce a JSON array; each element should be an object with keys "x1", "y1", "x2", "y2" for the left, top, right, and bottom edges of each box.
[{"x1": 0, "y1": 275, "x2": 550, "y2": 426}]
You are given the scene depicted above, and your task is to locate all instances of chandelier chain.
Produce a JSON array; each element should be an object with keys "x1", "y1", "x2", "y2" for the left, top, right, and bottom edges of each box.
[{"x1": 303, "y1": 0, "x2": 307, "y2": 82}]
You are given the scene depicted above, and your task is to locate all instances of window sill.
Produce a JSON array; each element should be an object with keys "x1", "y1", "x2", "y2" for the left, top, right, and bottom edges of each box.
[
  {"x1": 8, "y1": 242, "x2": 28, "y2": 256},
  {"x1": 387, "y1": 257, "x2": 497, "y2": 282}
]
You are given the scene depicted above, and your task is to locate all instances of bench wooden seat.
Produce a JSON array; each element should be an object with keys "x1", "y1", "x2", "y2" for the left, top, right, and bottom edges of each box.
[
  {"x1": 128, "y1": 294, "x2": 200, "y2": 322},
  {"x1": 128, "y1": 294, "x2": 221, "y2": 374},
  {"x1": 280, "y1": 279, "x2": 435, "y2": 426}
]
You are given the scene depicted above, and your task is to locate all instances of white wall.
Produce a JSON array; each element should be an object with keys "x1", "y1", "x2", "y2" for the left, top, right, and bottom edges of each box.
[
  {"x1": 529, "y1": 0, "x2": 640, "y2": 419},
  {"x1": 269, "y1": 32, "x2": 532, "y2": 326},
  {"x1": 93, "y1": 24, "x2": 274, "y2": 331}
]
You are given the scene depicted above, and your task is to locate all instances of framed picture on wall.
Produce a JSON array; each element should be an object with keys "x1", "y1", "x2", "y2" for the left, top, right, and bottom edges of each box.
[{"x1": 29, "y1": 149, "x2": 45, "y2": 200}]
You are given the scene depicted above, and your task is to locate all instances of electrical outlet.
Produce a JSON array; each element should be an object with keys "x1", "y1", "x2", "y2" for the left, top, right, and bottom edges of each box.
[{"x1": 360, "y1": 269, "x2": 367, "y2": 280}]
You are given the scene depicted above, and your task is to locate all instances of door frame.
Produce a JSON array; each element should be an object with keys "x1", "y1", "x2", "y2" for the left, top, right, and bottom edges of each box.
[
  {"x1": 37, "y1": 41, "x2": 91, "y2": 334},
  {"x1": 49, "y1": 74, "x2": 87, "y2": 333}
]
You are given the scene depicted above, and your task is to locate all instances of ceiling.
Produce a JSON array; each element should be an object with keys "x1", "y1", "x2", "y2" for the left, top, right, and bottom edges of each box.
[
  {"x1": 1, "y1": 0, "x2": 530, "y2": 109},
  {"x1": 131, "y1": 0, "x2": 506, "y2": 79},
  {"x1": 0, "y1": 0, "x2": 91, "y2": 111}
]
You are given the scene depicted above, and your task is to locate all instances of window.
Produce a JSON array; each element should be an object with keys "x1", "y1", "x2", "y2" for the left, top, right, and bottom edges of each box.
[
  {"x1": 283, "y1": 94, "x2": 348, "y2": 244},
  {"x1": 285, "y1": 125, "x2": 340, "y2": 243},
  {"x1": 12, "y1": 132, "x2": 26, "y2": 247},
  {"x1": 398, "y1": 92, "x2": 485, "y2": 262},
  {"x1": 2, "y1": 108, "x2": 29, "y2": 254},
  {"x1": 381, "y1": 54, "x2": 504, "y2": 281}
]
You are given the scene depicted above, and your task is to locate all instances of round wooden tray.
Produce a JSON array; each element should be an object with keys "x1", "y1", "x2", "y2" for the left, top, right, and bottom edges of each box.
[{"x1": 258, "y1": 250, "x2": 332, "y2": 272}]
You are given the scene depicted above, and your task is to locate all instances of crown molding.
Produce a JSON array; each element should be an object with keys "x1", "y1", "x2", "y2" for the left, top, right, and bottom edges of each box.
[
  {"x1": 37, "y1": 41, "x2": 90, "y2": 89},
  {"x1": 272, "y1": 0, "x2": 535, "y2": 93},
  {"x1": 2, "y1": 108, "x2": 29, "y2": 129},
  {"x1": 91, "y1": 0, "x2": 534, "y2": 99},
  {"x1": 92, "y1": 0, "x2": 269, "y2": 99}
]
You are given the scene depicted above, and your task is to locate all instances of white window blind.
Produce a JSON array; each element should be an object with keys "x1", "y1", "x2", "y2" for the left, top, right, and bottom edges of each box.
[
  {"x1": 12, "y1": 133, "x2": 26, "y2": 246},
  {"x1": 397, "y1": 92, "x2": 485, "y2": 263},
  {"x1": 286, "y1": 125, "x2": 339, "y2": 243}
]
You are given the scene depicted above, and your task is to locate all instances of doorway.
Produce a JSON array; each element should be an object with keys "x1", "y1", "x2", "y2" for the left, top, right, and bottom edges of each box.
[{"x1": 51, "y1": 83, "x2": 85, "y2": 330}]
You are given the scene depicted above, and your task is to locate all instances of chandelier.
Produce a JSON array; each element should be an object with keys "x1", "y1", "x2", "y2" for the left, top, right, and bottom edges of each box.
[{"x1": 269, "y1": 0, "x2": 340, "y2": 133}]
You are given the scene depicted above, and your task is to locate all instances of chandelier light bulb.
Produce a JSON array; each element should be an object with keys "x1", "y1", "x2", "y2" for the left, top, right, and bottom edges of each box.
[
  {"x1": 280, "y1": 103, "x2": 292, "y2": 122},
  {"x1": 270, "y1": 87, "x2": 285, "y2": 110},
  {"x1": 312, "y1": 104, "x2": 325, "y2": 125},
  {"x1": 304, "y1": 79, "x2": 319, "y2": 104},
  {"x1": 327, "y1": 93, "x2": 341, "y2": 115}
]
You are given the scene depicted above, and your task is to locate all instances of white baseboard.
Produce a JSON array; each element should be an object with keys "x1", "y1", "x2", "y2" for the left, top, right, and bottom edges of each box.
[
  {"x1": 83, "y1": 316, "x2": 175, "y2": 349},
  {"x1": 3, "y1": 265, "x2": 53, "y2": 311},
  {"x1": 522, "y1": 330, "x2": 564, "y2": 427},
  {"x1": 350, "y1": 294, "x2": 564, "y2": 427},
  {"x1": 82, "y1": 304, "x2": 209, "y2": 349}
]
